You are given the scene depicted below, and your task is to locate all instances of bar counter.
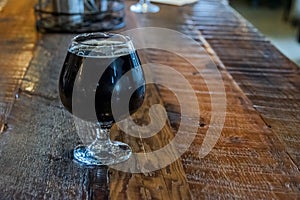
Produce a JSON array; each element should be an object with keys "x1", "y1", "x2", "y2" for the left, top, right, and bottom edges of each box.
[{"x1": 0, "y1": 0, "x2": 299, "y2": 199}]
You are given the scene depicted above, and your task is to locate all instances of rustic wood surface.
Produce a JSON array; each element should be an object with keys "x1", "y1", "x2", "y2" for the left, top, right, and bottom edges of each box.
[
  {"x1": 0, "y1": 0, "x2": 37, "y2": 133},
  {"x1": 0, "y1": 0, "x2": 299, "y2": 199}
]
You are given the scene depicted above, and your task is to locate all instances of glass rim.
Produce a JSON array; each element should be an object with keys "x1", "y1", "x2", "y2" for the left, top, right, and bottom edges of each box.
[{"x1": 71, "y1": 32, "x2": 132, "y2": 48}]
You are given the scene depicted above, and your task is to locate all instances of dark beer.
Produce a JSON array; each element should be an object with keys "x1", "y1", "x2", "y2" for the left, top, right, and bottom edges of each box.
[{"x1": 59, "y1": 45, "x2": 145, "y2": 123}]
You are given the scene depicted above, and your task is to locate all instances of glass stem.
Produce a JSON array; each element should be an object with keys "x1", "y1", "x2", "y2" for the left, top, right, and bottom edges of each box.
[
  {"x1": 88, "y1": 125, "x2": 112, "y2": 152},
  {"x1": 96, "y1": 127, "x2": 111, "y2": 141}
]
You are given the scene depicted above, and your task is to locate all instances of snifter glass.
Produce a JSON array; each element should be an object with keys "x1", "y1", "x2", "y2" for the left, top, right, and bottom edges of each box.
[{"x1": 58, "y1": 33, "x2": 145, "y2": 165}]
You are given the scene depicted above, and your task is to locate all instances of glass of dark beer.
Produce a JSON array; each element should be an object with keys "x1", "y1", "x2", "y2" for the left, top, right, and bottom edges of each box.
[{"x1": 59, "y1": 33, "x2": 145, "y2": 165}]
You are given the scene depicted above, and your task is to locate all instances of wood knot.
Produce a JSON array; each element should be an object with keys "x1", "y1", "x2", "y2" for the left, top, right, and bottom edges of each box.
[
  {"x1": 199, "y1": 123, "x2": 206, "y2": 127},
  {"x1": 0, "y1": 123, "x2": 8, "y2": 133},
  {"x1": 230, "y1": 136, "x2": 242, "y2": 143}
]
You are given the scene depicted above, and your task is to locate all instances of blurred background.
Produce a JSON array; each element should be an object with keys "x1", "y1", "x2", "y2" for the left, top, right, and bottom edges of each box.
[{"x1": 230, "y1": 0, "x2": 300, "y2": 67}]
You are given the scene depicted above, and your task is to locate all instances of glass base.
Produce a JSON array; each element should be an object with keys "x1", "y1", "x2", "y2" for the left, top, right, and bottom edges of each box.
[
  {"x1": 130, "y1": 3, "x2": 160, "y2": 13},
  {"x1": 73, "y1": 141, "x2": 132, "y2": 166}
]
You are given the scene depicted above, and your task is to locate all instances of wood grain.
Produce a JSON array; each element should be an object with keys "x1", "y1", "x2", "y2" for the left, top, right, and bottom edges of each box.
[
  {"x1": 190, "y1": 0, "x2": 300, "y2": 169},
  {"x1": 0, "y1": 0, "x2": 37, "y2": 133},
  {"x1": 0, "y1": 0, "x2": 299, "y2": 199},
  {"x1": 130, "y1": 1, "x2": 300, "y2": 199}
]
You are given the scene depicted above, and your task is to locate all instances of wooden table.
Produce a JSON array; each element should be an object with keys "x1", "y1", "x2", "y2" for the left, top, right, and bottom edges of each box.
[{"x1": 0, "y1": 0, "x2": 299, "y2": 199}]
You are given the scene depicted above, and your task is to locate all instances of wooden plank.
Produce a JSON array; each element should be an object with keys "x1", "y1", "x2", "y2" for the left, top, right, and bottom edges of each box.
[
  {"x1": 140, "y1": 2, "x2": 300, "y2": 198},
  {"x1": 189, "y1": 0, "x2": 300, "y2": 170},
  {"x1": 0, "y1": 0, "x2": 36, "y2": 133},
  {"x1": 145, "y1": 38, "x2": 300, "y2": 198}
]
